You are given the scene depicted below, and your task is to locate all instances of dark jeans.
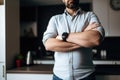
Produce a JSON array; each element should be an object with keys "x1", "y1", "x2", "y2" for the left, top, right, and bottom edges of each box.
[
  {"x1": 53, "y1": 74, "x2": 63, "y2": 80},
  {"x1": 52, "y1": 72, "x2": 96, "y2": 80}
]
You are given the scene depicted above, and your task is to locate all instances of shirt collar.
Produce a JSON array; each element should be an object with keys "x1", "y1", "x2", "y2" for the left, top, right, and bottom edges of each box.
[{"x1": 64, "y1": 8, "x2": 82, "y2": 16}]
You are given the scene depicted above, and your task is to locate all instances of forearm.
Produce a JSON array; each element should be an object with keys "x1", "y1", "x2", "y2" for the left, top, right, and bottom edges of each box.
[
  {"x1": 67, "y1": 30, "x2": 101, "y2": 48},
  {"x1": 45, "y1": 38, "x2": 80, "y2": 52}
]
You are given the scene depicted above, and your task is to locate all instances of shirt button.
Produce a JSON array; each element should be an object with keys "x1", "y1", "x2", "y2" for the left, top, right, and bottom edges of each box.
[{"x1": 69, "y1": 60, "x2": 72, "y2": 64}]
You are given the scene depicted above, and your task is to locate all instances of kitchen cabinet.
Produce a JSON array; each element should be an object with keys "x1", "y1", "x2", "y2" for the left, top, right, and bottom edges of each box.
[
  {"x1": 93, "y1": 0, "x2": 120, "y2": 36},
  {"x1": 6, "y1": 0, "x2": 20, "y2": 69},
  {"x1": 0, "y1": 4, "x2": 5, "y2": 62},
  {"x1": 0, "y1": 0, "x2": 3, "y2": 5},
  {"x1": 95, "y1": 65, "x2": 120, "y2": 80},
  {"x1": 0, "y1": 4, "x2": 6, "y2": 80},
  {"x1": 0, "y1": 63, "x2": 5, "y2": 80},
  {"x1": 7, "y1": 64, "x2": 53, "y2": 80},
  {"x1": 7, "y1": 74, "x2": 120, "y2": 80},
  {"x1": 20, "y1": 6, "x2": 37, "y2": 22},
  {"x1": 0, "y1": 0, "x2": 19, "y2": 79},
  {"x1": 7, "y1": 73, "x2": 52, "y2": 80},
  {"x1": 96, "y1": 75, "x2": 120, "y2": 80},
  {"x1": 20, "y1": 6, "x2": 38, "y2": 55}
]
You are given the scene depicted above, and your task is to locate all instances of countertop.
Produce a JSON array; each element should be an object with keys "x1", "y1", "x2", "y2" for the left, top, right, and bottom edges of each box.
[
  {"x1": 7, "y1": 64, "x2": 53, "y2": 74},
  {"x1": 95, "y1": 65, "x2": 120, "y2": 75},
  {"x1": 7, "y1": 58, "x2": 120, "y2": 75},
  {"x1": 7, "y1": 64, "x2": 120, "y2": 75}
]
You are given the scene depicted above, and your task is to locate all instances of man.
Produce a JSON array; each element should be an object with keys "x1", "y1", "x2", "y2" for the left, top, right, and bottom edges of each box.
[{"x1": 42, "y1": 0, "x2": 105, "y2": 80}]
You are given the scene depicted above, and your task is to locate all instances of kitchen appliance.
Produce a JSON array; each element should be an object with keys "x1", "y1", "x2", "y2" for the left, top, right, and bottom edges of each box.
[{"x1": 26, "y1": 51, "x2": 33, "y2": 66}]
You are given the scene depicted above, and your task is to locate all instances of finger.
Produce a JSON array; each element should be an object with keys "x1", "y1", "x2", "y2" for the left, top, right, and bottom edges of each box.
[
  {"x1": 91, "y1": 22, "x2": 99, "y2": 26},
  {"x1": 90, "y1": 22, "x2": 96, "y2": 25},
  {"x1": 94, "y1": 23, "x2": 99, "y2": 26}
]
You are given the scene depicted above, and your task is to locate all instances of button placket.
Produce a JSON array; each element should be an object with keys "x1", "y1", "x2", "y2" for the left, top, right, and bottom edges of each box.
[{"x1": 68, "y1": 52, "x2": 74, "y2": 79}]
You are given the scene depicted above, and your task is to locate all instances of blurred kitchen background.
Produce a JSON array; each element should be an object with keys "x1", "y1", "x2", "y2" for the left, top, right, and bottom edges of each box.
[
  {"x1": 19, "y1": 0, "x2": 120, "y2": 62},
  {"x1": 19, "y1": 0, "x2": 93, "y2": 61},
  {"x1": 0, "y1": 0, "x2": 120, "y2": 80}
]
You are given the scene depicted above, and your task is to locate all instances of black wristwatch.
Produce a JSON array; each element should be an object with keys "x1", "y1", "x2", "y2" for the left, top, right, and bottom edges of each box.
[{"x1": 62, "y1": 32, "x2": 69, "y2": 41}]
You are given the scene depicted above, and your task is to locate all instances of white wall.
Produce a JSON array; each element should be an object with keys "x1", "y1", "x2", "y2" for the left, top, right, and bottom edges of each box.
[
  {"x1": 93, "y1": 0, "x2": 109, "y2": 36},
  {"x1": 109, "y1": 5, "x2": 120, "y2": 36},
  {"x1": 93, "y1": 0, "x2": 120, "y2": 36}
]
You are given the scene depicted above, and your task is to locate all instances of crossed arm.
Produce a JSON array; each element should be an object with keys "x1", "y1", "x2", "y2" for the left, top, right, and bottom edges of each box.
[{"x1": 44, "y1": 22, "x2": 102, "y2": 52}]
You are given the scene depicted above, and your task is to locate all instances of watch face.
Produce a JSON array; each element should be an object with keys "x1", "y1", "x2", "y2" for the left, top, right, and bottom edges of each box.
[{"x1": 110, "y1": 0, "x2": 120, "y2": 10}]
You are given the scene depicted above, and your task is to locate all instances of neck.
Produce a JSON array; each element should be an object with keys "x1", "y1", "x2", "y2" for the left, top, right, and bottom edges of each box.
[{"x1": 66, "y1": 7, "x2": 79, "y2": 16}]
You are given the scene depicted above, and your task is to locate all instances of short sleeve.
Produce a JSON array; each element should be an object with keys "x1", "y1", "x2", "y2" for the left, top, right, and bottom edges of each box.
[
  {"x1": 42, "y1": 16, "x2": 58, "y2": 45},
  {"x1": 89, "y1": 12, "x2": 105, "y2": 40}
]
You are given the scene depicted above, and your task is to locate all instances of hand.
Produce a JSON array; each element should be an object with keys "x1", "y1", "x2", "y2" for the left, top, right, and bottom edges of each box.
[
  {"x1": 83, "y1": 22, "x2": 99, "y2": 31},
  {"x1": 56, "y1": 35, "x2": 62, "y2": 40}
]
